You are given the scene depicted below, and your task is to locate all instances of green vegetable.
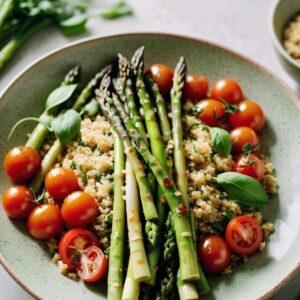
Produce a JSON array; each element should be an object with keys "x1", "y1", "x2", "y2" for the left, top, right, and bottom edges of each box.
[
  {"x1": 211, "y1": 127, "x2": 232, "y2": 157},
  {"x1": 81, "y1": 98, "x2": 100, "y2": 116},
  {"x1": 46, "y1": 84, "x2": 78, "y2": 113},
  {"x1": 101, "y1": 1, "x2": 133, "y2": 20},
  {"x1": 215, "y1": 172, "x2": 268, "y2": 206},
  {"x1": 60, "y1": 14, "x2": 87, "y2": 36},
  {"x1": 51, "y1": 109, "x2": 81, "y2": 144}
]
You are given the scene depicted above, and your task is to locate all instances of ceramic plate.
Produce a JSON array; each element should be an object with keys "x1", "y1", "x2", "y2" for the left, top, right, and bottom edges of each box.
[{"x1": 0, "y1": 33, "x2": 299, "y2": 300}]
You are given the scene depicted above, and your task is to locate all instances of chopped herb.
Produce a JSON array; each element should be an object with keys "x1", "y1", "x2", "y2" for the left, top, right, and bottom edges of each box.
[
  {"x1": 70, "y1": 160, "x2": 77, "y2": 170},
  {"x1": 223, "y1": 209, "x2": 235, "y2": 220},
  {"x1": 95, "y1": 173, "x2": 103, "y2": 182},
  {"x1": 78, "y1": 164, "x2": 83, "y2": 171},
  {"x1": 108, "y1": 165, "x2": 114, "y2": 174},
  {"x1": 81, "y1": 173, "x2": 88, "y2": 183},
  {"x1": 77, "y1": 137, "x2": 85, "y2": 146},
  {"x1": 212, "y1": 221, "x2": 223, "y2": 231},
  {"x1": 190, "y1": 106, "x2": 204, "y2": 116}
]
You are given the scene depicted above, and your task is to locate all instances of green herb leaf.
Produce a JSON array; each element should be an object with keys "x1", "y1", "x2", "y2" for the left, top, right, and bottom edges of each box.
[
  {"x1": 216, "y1": 172, "x2": 268, "y2": 206},
  {"x1": 52, "y1": 109, "x2": 81, "y2": 144},
  {"x1": 190, "y1": 106, "x2": 203, "y2": 116},
  {"x1": 241, "y1": 142, "x2": 252, "y2": 154},
  {"x1": 101, "y1": 1, "x2": 133, "y2": 20},
  {"x1": 46, "y1": 84, "x2": 78, "y2": 112},
  {"x1": 81, "y1": 98, "x2": 100, "y2": 116},
  {"x1": 7, "y1": 116, "x2": 53, "y2": 141},
  {"x1": 211, "y1": 127, "x2": 232, "y2": 157},
  {"x1": 60, "y1": 14, "x2": 87, "y2": 36}
]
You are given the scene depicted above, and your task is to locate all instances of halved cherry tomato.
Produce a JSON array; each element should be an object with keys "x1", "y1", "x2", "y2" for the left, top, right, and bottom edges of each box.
[
  {"x1": 229, "y1": 100, "x2": 266, "y2": 132},
  {"x1": 61, "y1": 191, "x2": 98, "y2": 227},
  {"x1": 45, "y1": 167, "x2": 78, "y2": 201},
  {"x1": 184, "y1": 74, "x2": 209, "y2": 102},
  {"x1": 2, "y1": 186, "x2": 36, "y2": 219},
  {"x1": 59, "y1": 228, "x2": 100, "y2": 270},
  {"x1": 197, "y1": 235, "x2": 231, "y2": 274},
  {"x1": 230, "y1": 127, "x2": 260, "y2": 153},
  {"x1": 4, "y1": 146, "x2": 41, "y2": 182},
  {"x1": 77, "y1": 245, "x2": 108, "y2": 282},
  {"x1": 233, "y1": 154, "x2": 264, "y2": 181},
  {"x1": 28, "y1": 204, "x2": 63, "y2": 240},
  {"x1": 195, "y1": 99, "x2": 226, "y2": 126},
  {"x1": 148, "y1": 64, "x2": 173, "y2": 95},
  {"x1": 225, "y1": 215, "x2": 263, "y2": 255},
  {"x1": 211, "y1": 78, "x2": 243, "y2": 105}
]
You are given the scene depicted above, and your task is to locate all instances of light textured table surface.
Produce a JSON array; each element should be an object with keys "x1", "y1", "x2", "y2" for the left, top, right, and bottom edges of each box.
[{"x1": 0, "y1": 0, "x2": 299, "y2": 299}]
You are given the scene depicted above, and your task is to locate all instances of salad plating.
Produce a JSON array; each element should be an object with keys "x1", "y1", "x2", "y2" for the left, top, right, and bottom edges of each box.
[{"x1": 2, "y1": 46, "x2": 277, "y2": 299}]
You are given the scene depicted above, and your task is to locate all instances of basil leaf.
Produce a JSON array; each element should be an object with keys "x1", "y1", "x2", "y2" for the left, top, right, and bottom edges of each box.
[
  {"x1": 82, "y1": 99, "x2": 100, "y2": 117},
  {"x1": 7, "y1": 116, "x2": 53, "y2": 141},
  {"x1": 211, "y1": 127, "x2": 232, "y2": 157},
  {"x1": 52, "y1": 109, "x2": 81, "y2": 144},
  {"x1": 216, "y1": 172, "x2": 268, "y2": 206},
  {"x1": 101, "y1": 1, "x2": 133, "y2": 20},
  {"x1": 46, "y1": 84, "x2": 78, "y2": 112},
  {"x1": 60, "y1": 14, "x2": 87, "y2": 36}
]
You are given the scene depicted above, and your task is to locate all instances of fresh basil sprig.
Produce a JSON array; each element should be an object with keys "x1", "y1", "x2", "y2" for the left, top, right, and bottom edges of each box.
[
  {"x1": 211, "y1": 127, "x2": 232, "y2": 157},
  {"x1": 46, "y1": 84, "x2": 78, "y2": 112},
  {"x1": 215, "y1": 172, "x2": 268, "y2": 206},
  {"x1": 52, "y1": 109, "x2": 81, "y2": 144}
]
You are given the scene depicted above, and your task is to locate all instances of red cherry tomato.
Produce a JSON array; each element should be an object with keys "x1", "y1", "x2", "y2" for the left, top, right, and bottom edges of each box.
[
  {"x1": 184, "y1": 75, "x2": 209, "y2": 102},
  {"x1": 77, "y1": 245, "x2": 108, "y2": 282},
  {"x1": 28, "y1": 204, "x2": 63, "y2": 240},
  {"x1": 211, "y1": 78, "x2": 243, "y2": 105},
  {"x1": 59, "y1": 228, "x2": 100, "y2": 270},
  {"x1": 196, "y1": 99, "x2": 226, "y2": 126},
  {"x1": 61, "y1": 191, "x2": 98, "y2": 227},
  {"x1": 229, "y1": 100, "x2": 266, "y2": 132},
  {"x1": 233, "y1": 154, "x2": 264, "y2": 181},
  {"x1": 225, "y1": 215, "x2": 263, "y2": 255},
  {"x1": 148, "y1": 64, "x2": 173, "y2": 95},
  {"x1": 197, "y1": 235, "x2": 231, "y2": 274},
  {"x1": 45, "y1": 167, "x2": 78, "y2": 201},
  {"x1": 2, "y1": 186, "x2": 36, "y2": 219},
  {"x1": 230, "y1": 127, "x2": 260, "y2": 153},
  {"x1": 4, "y1": 146, "x2": 41, "y2": 182}
]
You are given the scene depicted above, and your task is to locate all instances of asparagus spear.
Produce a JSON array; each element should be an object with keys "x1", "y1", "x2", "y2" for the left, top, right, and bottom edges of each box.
[
  {"x1": 171, "y1": 57, "x2": 210, "y2": 296},
  {"x1": 29, "y1": 66, "x2": 110, "y2": 193},
  {"x1": 0, "y1": 0, "x2": 14, "y2": 27},
  {"x1": 122, "y1": 258, "x2": 140, "y2": 300},
  {"x1": 0, "y1": 18, "x2": 52, "y2": 72},
  {"x1": 120, "y1": 53, "x2": 147, "y2": 142},
  {"x1": 101, "y1": 84, "x2": 199, "y2": 281},
  {"x1": 131, "y1": 46, "x2": 172, "y2": 284},
  {"x1": 107, "y1": 130, "x2": 126, "y2": 300},
  {"x1": 124, "y1": 158, "x2": 150, "y2": 281},
  {"x1": 26, "y1": 65, "x2": 81, "y2": 150}
]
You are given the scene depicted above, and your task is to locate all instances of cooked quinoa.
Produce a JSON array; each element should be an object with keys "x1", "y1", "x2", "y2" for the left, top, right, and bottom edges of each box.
[
  {"x1": 47, "y1": 106, "x2": 277, "y2": 276},
  {"x1": 283, "y1": 14, "x2": 300, "y2": 64}
]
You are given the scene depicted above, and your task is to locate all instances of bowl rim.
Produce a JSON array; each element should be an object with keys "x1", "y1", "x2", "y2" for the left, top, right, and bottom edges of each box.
[
  {"x1": 1, "y1": 32, "x2": 300, "y2": 300},
  {"x1": 268, "y1": 0, "x2": 300, "y2": 69}
]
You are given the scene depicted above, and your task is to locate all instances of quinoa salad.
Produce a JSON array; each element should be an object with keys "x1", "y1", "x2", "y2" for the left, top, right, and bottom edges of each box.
[{"x1": 2, "y1": 47, "x2": 277, "y2": 299}]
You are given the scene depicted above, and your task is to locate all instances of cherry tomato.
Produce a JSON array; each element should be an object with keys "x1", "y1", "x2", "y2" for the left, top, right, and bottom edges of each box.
[
  {"x1": 211, "y1": 78, "x2": 243, "y2": 105},
  {"x1": 197, "y1": 235, "x2": 231, "y2": 274},
  {"x1": 28, "y1": 204, "x2": 63, "y2": 240},
  {"x1": 59, "y1": 228, "x2": 100, "y2": 270},
  {"x1": 184, "y1": 74, "x2": 209, "y2": 102},
  {"x1": 2, "y1": 186, "x2": 36, "y2": 219},
  {"x1": 196, "y1": 99, "x2": 226, "y2": 126},
  {"x1": 61, "y1": 191, "x2": 98, "y2": 227},
  {"x1": 225, "y1": 215, "x2": 263, "y2": 255},
  {"x1": 233, "y1": 154, "x2": 264, "y2": 181},
  {"x1": 45, "y1": 167, "x2": 78, "y2": 201},
  {"x1": 229, "y1": 100, "x2": 266, "y2": 132},
  {"x1": 230, "y1": 127, "x2": 260, "y2": 153},
  {"x1": 148, "y1": 64, "x2": 173, "y2": 95},
  {"x1": 4, "y1": 146, "x2": 41, "y2": 182},
  {"x1": 77, "y1": 245, "x2": 108, "y2": 282}
]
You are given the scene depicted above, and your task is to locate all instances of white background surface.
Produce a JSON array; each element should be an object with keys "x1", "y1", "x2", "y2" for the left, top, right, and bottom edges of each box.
[{"x1": 0, "y1": 0, "x2": 299, "y2": 299}]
